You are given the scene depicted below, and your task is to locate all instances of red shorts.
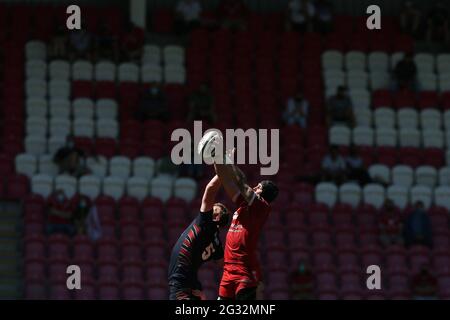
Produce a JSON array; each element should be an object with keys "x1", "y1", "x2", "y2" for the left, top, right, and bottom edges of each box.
[{"x1": 219, "y1": 263, "x2": 259, "y2": 299}]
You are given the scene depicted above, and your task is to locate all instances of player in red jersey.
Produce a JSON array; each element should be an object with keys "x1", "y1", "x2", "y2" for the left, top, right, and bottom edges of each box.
[{"x1": 213, "y1": 149, "x2": 278, "y2": 300}]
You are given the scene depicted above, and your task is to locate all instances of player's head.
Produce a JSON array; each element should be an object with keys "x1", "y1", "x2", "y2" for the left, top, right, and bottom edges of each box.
[
  {"x1": 212, "y1": 203, "x2": 229, "y2": 227},
  {"x1": 254, "y1": 180, "x2": 279, "y2": 203}
]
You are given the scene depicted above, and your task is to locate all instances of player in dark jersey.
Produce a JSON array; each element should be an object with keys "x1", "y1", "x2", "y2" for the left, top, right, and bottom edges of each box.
[
  {"x1": 168, "y1": 175, "x2": 230, "y2": 300},
  {"x1": 214, "y1": 149, "x2": 279, "y2": 300}
]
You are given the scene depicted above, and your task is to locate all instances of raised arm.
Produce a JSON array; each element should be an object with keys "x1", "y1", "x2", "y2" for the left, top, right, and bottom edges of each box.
[
  {"x1": 214, "y1": 161, "x2": 255, "y2": 204},
  {"x1": 200, "y1": 175, "x2": 221, "y2": 213}
]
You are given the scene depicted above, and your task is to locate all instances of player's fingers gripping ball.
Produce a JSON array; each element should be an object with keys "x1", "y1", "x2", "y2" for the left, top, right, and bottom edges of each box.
[{"x1": 197, "y1": 130, "x2": 223, "y2": 164}]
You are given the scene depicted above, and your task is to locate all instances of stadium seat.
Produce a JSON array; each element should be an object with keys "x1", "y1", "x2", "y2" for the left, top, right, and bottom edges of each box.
[
  {"x1": 96, "y1": 119, "x2": 119, "y2": 138},
  {"x1": 95, "y1": 61, "x2": 116, "y2": 81},
  {"x1": 96, "y1": 99, "x2": 118, "y2": 120},
  {"x1": 38, "y1": 154, "x2": 58, "y2": 176},
  {"x1": 25, "y1": 136, "x2": 47, "y2": 156},
  {"x1": 86, "y1": 156, "x2": 108, "y2": 178},
  {"x1": 339, "y1": 183, "x2": 361, "y2": 208},
  {"x1": 15, "y1": 153, "x2": 37, "y2": 178},
  {"x1": 420, "y1": 109, "x2": 442, "y2": 130},
  {"x1": 329, "y1": 126, "x2": 351, "y2": 146},
  {"x1": 434, "y1": 186, "x2": 450, "y2": 210},
  {"x1": 173, "y1": 177, "x2": 197, "y2": 203},
  {"x1": 72, "y1": 60, "x2": 94, "y2": 81},
  {"x1": 126, "y1": 176, "x2": 149, "y2": 201},
  {"x1": 109, "y1": 156, "x2": 131, "y2": 179},
  {"x1": 374, "y1": 108, "x2": 395, "y2": 129},
  {"x1": 141, "y1": 64, "x2": 163, "y2": 83},
  {"x1": 368, "y1": 52, "x2": 389, "y2": 72},
  {"x1": 118, "y1": 63, "x2": 139, "y2": 82},
  {"x1": 25, "y1": 40, "x2": 46, "y2": 60},
  {"x1": 368, "y1": 164, "x2": 390, "y2": 185},
  {"x1": 423, "y1": 130, "x2": 444, "y2": 149},
  {"x1": 103, "y1": 176, "x2": 125, "y2": 200},
  {"x1": 133, "y1": 157, "x2": 155, "y2": 179},
  {"x1": 26, "y1": 60, "x2": 47, "y2": 79},
  {"x1": 150, "y1": 175, "x2": 173, "y2": 202},
  {"x1": 410, "y1": 185, "x2": 432, "y2": 209},
  {"x1": 54, "y1": 174, "x2": 77, "y2": 198},
  {"x1": 438, "y1": 167, "x2": 450, "y2": 186},
  {"x1": 49, "y1": 79, "x2": 71, "y2": 99},
  {"x1": 399, "y1": 128, "x2": 421, "y2": 148},
  {"x1": 315, "y1": 182, "x2": 338, "y2": 208},
  {"x1": 397, "y1": 108, "x2": 418, "y2": 129},
  {"x1": 415, "y1": 166, "x2": 437, "y2": 188},
  {"x1": 49, "y1": 60, "x2": 71, "y2": 80},
  {"x1": 376, "y1": 128, "x2": 397, "y2": 147},
  {"x1": 392, "y1": 165, "x2": 414, "y2": 187},
  {"x1": 79, "y1": 175, "x2": 101, "y2": 199},
  {"x1": 387, "y1": 185, "x2": 409, "y2": 209},
  {"x1": 362, "y1": 183, "x2": 385, "y2": 209}
]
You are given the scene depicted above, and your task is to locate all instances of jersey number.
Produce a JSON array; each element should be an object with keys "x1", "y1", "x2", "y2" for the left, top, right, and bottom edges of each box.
[{"x1": 202, "y1": 243, "x2": 215, "y2": 261}]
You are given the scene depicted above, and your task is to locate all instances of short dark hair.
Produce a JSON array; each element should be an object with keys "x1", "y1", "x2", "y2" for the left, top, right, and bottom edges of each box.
[
  {"x1": 214, "y1": 203, "x2": 230, "y2": 227},
  {"x1": 259, "y1": 180, "x2": 279, "y2": 203}
]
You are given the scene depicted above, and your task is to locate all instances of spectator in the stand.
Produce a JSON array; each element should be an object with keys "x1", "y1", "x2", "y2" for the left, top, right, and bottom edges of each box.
[
  {"x1": 403, "y1": 201, "x2": 433, "y2": 248},
  {"x1": 286, "y1": 0, "x2": 315, "y2": 33},
  {"x1": 379, "y1": 199, "x2": 404, "y2": 247},
  {"x1": 46, "y1": 189, "x2": 76, "y2": 237},
  {"x1": 96, "y1": 19, "x2": 119, "y2": 62},
  {"x1": 326, "y1": 86, "x2": 355, "y2": 127},
  {"x1": 399, "y1": 1, "x2": 422, "y2": 38},
  {"x1": 187, "y1": 83, "x2": 216, "y2": 124},
  {"x1": 72, "y1": 195, "x2": 96, "y2": 237},
  {"x1": 345, "y1": 145, "x2": 371, "y2": 185},
  {"x1": 120, "y1": 22, "x2": 145, "y2": 62},
  {"x1": 426, "y1": 1, "x2": 449, "y2": 44},
  {"x1": 283, "y1": 91, "x2": 309, "y2": 128},
  {"x1": 50, "y1": 22, "x2": 68, "y2": 59},
  {"x1": 321, "y1": 145, "x2": 347, "y2": 184},
  {"x1": 53, "y1": 146, "x2": 90, "y2": 178},
  {"x1": 69, "y1": 28, "x2": 93, "y2": 60},
  {"x1": 136, "y1": 84, "x2": 169, "y2": 121},
  {"x1": 217, "y1": 0, "x2": 249, "y2": 31},
  {"x1": 174, "y1": 0, "x2": 202, "y2": 34},
  {"x1": 393, "y1": 53, "x2": 418, "y2": 91},
  {"x1": 411, "y1": 266, "x2": 438, "y2": 300},
  {"x1": 290, "y1": 259, "x2": 315, "y2": 300},
  {"x1": 314, "y1": 0, "x2": 333, "y2": 34}
]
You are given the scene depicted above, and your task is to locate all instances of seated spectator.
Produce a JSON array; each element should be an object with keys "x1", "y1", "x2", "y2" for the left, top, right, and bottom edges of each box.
[
  {"x1": 96, "y1": 19, "x2": 119, "y2": 62},
  {"x1": 403, "y1": 201, "x2": 433, "y2": 248},
  {"x1": 286, "y1": 0, "x2": 315, "y2": 33},
  {"x1": 69, "y1": 28, "x2": 93, "y2": 61},
  {"x1": 217, "y1": 0, "x2": 249, "y2": 31},
  {"x1": 393, "y1": 53, "x2": 418, "y2": 91},
  {"x1": 136, "y1": 84, "x2": 169, "y2": 121},
  {"x1": 321, "y1": 145, "x2": 346, "y2": 184},
  {"x1": 187, "y1": 83, "x2": 216, "y2": 124},
  {"x1": 345, "y1": 145, "x2": 371, "y2": 185},
  {"x1": 283, "y1": 91, "x2": 309, "y2": 128},
  {"x1": 290, "y1": 260, "x2": 315, "y2": 300},
  {"x1": 411, "y1": 266, "x2": 438, "y2": 300},
  {"x1": 120, "y1": 22, "x2": 145, "y2": 62},
  {"x1": 46, "y1": 189, "x2": 76, "y2": 237},
  {"x1": 314, "y1": 0, "x2": 333, "y2": 34},
  {"x1": 326, "y1": 86, "x2": 355, "y2": 127},
  {"x1": 50, "y1": 22, "x2": 68, "y2": 59},
  {"x1": 399, "y1": 1, "x2": 422, "y2": 38},
  {"x1": 53, "y1": 146, "x2": 90, "y2": 178},
  {"x1": 379, "y1": 199, "x2": 404, "y2": 247},
  {"x1": 174, "y1": 0, "x2": 202, "y2": 34},
  {"x1": 426, "y1": 1, "x2": 449, "y2": 43}
]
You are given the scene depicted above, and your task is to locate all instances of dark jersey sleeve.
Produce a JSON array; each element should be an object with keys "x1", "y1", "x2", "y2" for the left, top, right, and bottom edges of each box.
[
  {"x1": 211, "y1": 233, "x2": 224, "y2": 261},
  {"x1": 197, "y1": 210, "x2": 213, "y2": 225}
]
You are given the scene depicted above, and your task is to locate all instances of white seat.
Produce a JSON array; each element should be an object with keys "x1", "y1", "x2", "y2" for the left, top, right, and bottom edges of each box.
[
  {"x1": 26, "y1": 60, "x2": 47, "y2": 79},
  {"x1": 31, "y1": 174, "x2": 53, "y2": 198},
  {"x1": 38, "y1": 154, "x2": 58, "y2": 177},
  {"x1": 73, "y1": 118, "x2": 95, "y2": 138},
  {"x1": 345, "y1": 51, "x2": 366, "y2": 71},
  {"x1": 438, "y1": 167, "x2": 450, "y2": 186},
  {"x1": 352, "y1": 126, "x2": 374, "y2": 146},
  {"x1": 127, "y1": 176, "x2": 149, "y2": 201},
  {"x1": 79, "y1": 175, "x2": 101, "y2": 200},
  {"x1": 55, "y1": 174, "x2": 77, "y2": 198},
  {"x1": 49, "y1": 98, "x2": 71, "y2": 119},
  {"x1": 164, "y1": 65, "x2": 186, "y2": 84},
  {"x1": 118, "y1": 63, "x2": 139, "y2": 82},
  {"x1": 368, "y1": 52, "x2": 389, "y2": 72},
  {"x1": 414, "y1": 53, "x2": 435, "y2": 74},
  {"x1": 338, "y1": 183, "x2": 361, "y2": 208},
  {"x1": 390, "y1": 52, "x2": 405, "y2": 70},
  {"x1": 25, "y1": 136, "x2": 47, "y2": 156},
  {"x1": 368, "y1": 164, "x2": 390, "y2": 184},
  {"x1": 72, "y1": 60, "x2": 93, "y2": 81},
  {"x1": 26, "y1": 97, "x2": 47, "y2": 118},
  {"x1": 49, "y1": 118, "x2": 71, "y2": 137},
  {"x1": 150, "y1": 175, "x2": 173, "y2": 202},
  {"x1": 49, "y1": 79, "x2": 71, "y2": 99},
  {"x1": 423, "y1": 130, "x2": 444, "y2": 148},
  {"x1": 437, "y1": 53, "x2": 450, "y2": 74},
  {"x1": 387, "y1": 185, "x2": 409, "y2": 209},
  {"x1": 447, "y1": 150, "x2": 450, "y2": 166},
  {"x1": 315, "y1": 182, "x2": 338, "y2": 208},
  {"x1": 439, "y1": 78, "x2": 450, "y2": 92},
  {"x1": 392, "y1": 165, "x2": 414, "y2": 187},
  {"x1": 26, "y1": 78, "x2": 47, "y2": 98},
  {"x1": 415, "y1": 166, "x2": 437, "y2": 188},
  {"x1": 418, "y1": 73, "x2": 438, "y2": 91},
  {"x1": 369, "y1": 71, "x2": 390, "y2": 90},
  {"x1": 397, "y1": 108, "x2": 418, "y2": 129},
  {"x1": 26, "y1": 117, "x2": 47, "y2": 137},
  {"x1": 410, "y1": 185, "x2": 432, "y2": 209},
  {"x1": 96, "y1": 119, "x2": 118, "y2": 138},
  {"x1": 375, "y1": 128, "x2": 397, "y2": 147},
  {"x1": 362, "y1": 183, "x2": 385, "y2": 209},
  {"x1": 174, "y1": 177, "x2": 197, "y2": 203},
  {"x1": 329, "y1": 125, "x2": 351, "y2": 146},
  {"x1": 444, "y1": 110, "x2": 450, "y2": 131},
  {"x1": 399, "y1": 128, "x2": 421, "y2": 148},
  {"x1": 434, "y1": 186, "x2": 450, "y2": 210},
  {"x1": 15, "y1": 153, "x2": 37, "y2": 178},
  {"x1": 47, "y1": 136, "x2": 66, "y2": 155},
  {"x1": 103, "y1": 176, "x2": 125, "y2": 200},
  {"x1": 109, "y1": 156, "x2": 131, "y2": 179},
  {"x1": 420, "y1": 109, "x2": 441, "y2": 130},
  {"x1": 73, "y1": 98, "x2": 95, "y2": 119},
  {"x1": 142, "y1": 45, "x2": 161, "y2": 64},
  {"x1": 133, "y1": 157, "x2": 155, "y2": 179},
  {"x1": 26, "y1": 41, "x2": 46, "y2": 60},
  {"x1": 49, "y1": 60, "x2": 71, "y2": 80},
  {"x1": 163, "y1": 45, "x2": 185, "y2": 65},
  {"x1": 349, "y1": 89, "x2": 371, "y2": 109},
  {"x1": 141, "y1": 63, "x2": 163, "y2": 83},
  {"x1": 96, "y1": 99, "x2": 118, "y2": 120},
  {"x1": 354, "y1": 108, "x2": 372, "y2": 127},
  {"x1": 94, "y1": 61, "x2": 116, "y2": 81},
  {"x1": 322, "y1": 50, "x2": 343, "y2": 71},
  {"x1": 374, "y1": 108, "x2": 396, "y2": 129},
  {"x1": 347, "y1": 71, "x2": 369, "y2": 90},
  {"x1": 86, "y1": 156, "x2": 108, "y2": 178}
]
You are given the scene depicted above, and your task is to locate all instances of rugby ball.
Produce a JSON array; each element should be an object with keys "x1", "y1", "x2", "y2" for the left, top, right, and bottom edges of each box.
[{"x1": 197, "y1": 130, "x2": 222, "y2": 162}]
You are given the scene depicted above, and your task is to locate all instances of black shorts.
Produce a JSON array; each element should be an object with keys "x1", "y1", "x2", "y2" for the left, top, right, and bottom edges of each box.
[{"x1": 169, "y1": 282, "x2": 203, "y2": 300}]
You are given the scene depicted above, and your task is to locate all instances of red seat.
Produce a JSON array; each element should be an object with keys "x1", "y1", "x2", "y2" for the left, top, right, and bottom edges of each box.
[
  {"x1": 95, "y1": 195, "x2": 116, "y2": 223},
  {"x1": 418, "y1": 92, "x2": 440, "y2": 109},
  {"x1": 49, "y1": 284, "x2": 72, "y2": 300},
  {"x1": 96, "y1": 81, "x2": 117, "y2": 99},
  {"x1": 95, "y1": 138, "x2": 117, "y2": 158},
  {"x1": 122, "y1": 284, "x2": 145, "y2": 300},
  {"x1": 97, "y1": 240, "x2": 119, "y2": 263},
  {"x1": 152, "y1": 9, "x2": 174, "y2": 33},
  {"x1": 373, "y1": 89, "x2": 392, "y2": 108},
  {"x1": 6, "y1": 174, "x2": 29, "y2": 200},
  {"x1": 72, "y1": 80, "x2": 94, "y2": 98},
  {"x1": 24, "y1": 281, "x2": 46, "y2": 300},
  {"x1": 98, "y1": 284, "x2": 120, "y2": 300},
  {"x1": 74, "y1": 283, "x2": 96, "y2": 300}
]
